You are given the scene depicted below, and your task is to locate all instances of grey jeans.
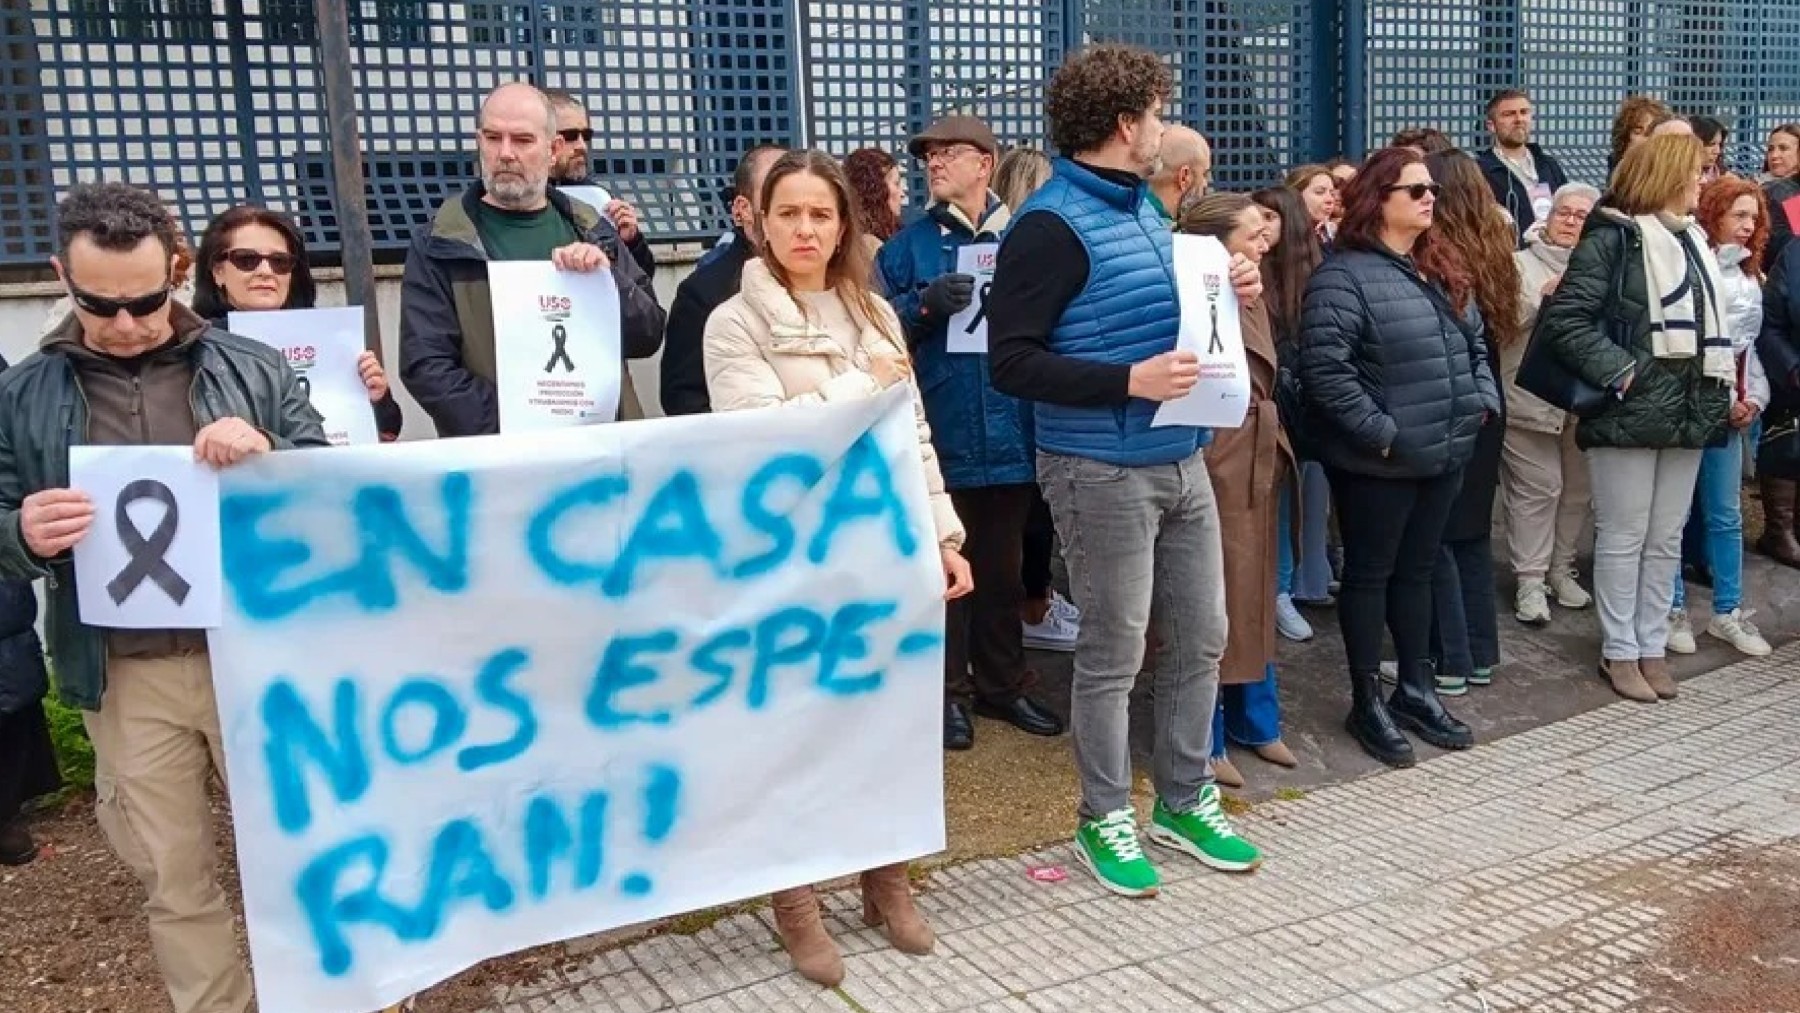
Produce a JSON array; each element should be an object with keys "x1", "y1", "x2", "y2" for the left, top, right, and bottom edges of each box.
[
  {"x1": 1037, "y1": 449, "x2": 1227, "y2": 821},
  {"x1": 1585, "y1": 446, "x2": 1703, "y2": 660}
]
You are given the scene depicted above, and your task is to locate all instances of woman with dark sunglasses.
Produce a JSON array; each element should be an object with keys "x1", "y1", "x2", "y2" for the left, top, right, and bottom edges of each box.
[
  {"x1": 193, "y1": 206, "x2": 403, "y2": 441},
  {"x1": 1298, "y1": 146, "x2": 1500, "y2": 768}
]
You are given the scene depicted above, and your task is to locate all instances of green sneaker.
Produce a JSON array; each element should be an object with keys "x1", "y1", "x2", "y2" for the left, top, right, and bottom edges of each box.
[
  {"x1": 1147, "y1": 786, "x2": 1263, "y2": 873},
  {"x1": 1468, "y1": 667, "x2": 1494, "y2": 687},
  {"x1": 1074, "y1": 808, "x2": 1159, "y2": 898},
  {"x1": 1435, "y1": 672, "x2": 1469, "y2": 696}
]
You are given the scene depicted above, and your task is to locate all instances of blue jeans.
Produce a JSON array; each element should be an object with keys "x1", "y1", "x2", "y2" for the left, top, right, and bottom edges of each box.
[
  {"x1": 1672, "y1": 429, "x2": 1745, "y2": 615},
  {"x1": 1211, "y1": 663, "x2": 1283, "y2": 756},
  {"x1": 1288, "y1": 462, "x2": 1333, "y2": 600},
  {"x1": 1430, "y1": 537, "x2": 1500, "y2": 676}
]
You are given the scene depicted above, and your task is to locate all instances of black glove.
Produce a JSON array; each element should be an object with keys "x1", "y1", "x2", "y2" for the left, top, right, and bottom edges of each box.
[{"x1": 920, "y1": 273, "x2": 976, "y2": 319}]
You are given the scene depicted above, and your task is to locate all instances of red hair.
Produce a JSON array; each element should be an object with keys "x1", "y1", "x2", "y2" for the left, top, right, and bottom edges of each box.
[
  {"x1": 1334, "y1": 146, "x2": 1472, "y2": 313},
  {"x1": 842, "y1": 148, "x2": 902, "y2": 241},
  {"x1": 1697, "y1": 175, "x2": 1770, "y2": 281}
]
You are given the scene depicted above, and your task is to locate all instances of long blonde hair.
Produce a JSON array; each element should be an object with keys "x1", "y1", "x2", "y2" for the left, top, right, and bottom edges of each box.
[
  {"x1": 1609, "y1": 133, "x2": 1705, "y2": 216},
  {"x1": 758, "y1": 148, "x2": 903, "y2": 351},
  {"x1": 994, "y1": 148, "x2": 1052, "y2": 209}
]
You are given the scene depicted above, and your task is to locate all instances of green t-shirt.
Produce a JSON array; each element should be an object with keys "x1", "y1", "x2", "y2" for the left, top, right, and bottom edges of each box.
[{"x1": 470, "y1": 201, "x2": 582, "y2": 261}]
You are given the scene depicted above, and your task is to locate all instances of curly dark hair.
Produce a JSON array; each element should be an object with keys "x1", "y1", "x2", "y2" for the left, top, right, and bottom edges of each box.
[
  {"x1": 1336, "y1": 147, "x2": 1472, "y2": 314},
  {"x1": 56, "y1": 181, "x2": 178, "y2": 261},
  {"x1": 1424, "y1": 150, "x2": 1521, "y2": 347},
  {"x1": 1045, "y1": 44, "x2": 1172, "y2": 156},
  {"x1": 1608, "y1": 95, "x2": 1672, "y2": 173},
  {"x1": 842, "y1": 147, "x2": 901, "y2": 241},
  {"x1": 191, "y1": 205, "x2": 318, "y2": 320}
]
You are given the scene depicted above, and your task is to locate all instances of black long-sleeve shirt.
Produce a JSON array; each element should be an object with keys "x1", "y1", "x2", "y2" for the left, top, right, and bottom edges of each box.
[{"x1": 986, "y1": 162, "x2": 1144, "y2": 408}]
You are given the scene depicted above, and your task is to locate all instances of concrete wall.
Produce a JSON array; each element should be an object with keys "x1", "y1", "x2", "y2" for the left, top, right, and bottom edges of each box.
[{"x1": 0, "y1": 254, "x2": 701, "y2": 432}]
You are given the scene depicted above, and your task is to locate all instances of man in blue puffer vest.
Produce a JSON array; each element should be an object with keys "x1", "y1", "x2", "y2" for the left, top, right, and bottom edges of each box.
[
  {"x1": 877, "y1": 115, "x2": 1065, "y2": 754},
  {"x1": 989, "y1": 44, "x2": 1265, "y2": 897}
]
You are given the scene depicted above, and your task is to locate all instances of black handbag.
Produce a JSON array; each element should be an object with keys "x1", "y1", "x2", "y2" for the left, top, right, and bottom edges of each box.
[{"x1": 1515, "y1": 249, "x2": 1631, "y2": 418}]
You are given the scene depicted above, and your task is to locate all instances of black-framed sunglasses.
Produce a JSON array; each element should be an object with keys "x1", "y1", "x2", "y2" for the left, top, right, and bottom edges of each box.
[
  {"x1": 219, "y1": 249, "x2": 298, "y2": 275},
  {"x1": 68, "y1": 281, "x2": 172, "y2": 319},
  {"x1": 1383, "y1": 182, "x2": 1442, "y2": 201},
  {"x1": 558, "y1": 127, "x2": 594, "y2": 143}
]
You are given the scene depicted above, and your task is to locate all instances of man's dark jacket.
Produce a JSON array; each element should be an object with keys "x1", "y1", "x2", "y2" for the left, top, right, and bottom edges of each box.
[
  {"x1": 1477, "y1": 144, "x2": 1570, "y2": 244},
  {"x1": 660, "y1": 226, "x2": 753, "y2": 416},
  {"x1": 0, "y1": 308, "x2": 329, "y2": 710},
  {"x1": 0, "y1": 352, "x2": 47, "y2": 719},
  {"x1": 399, "y1": 184, "x2": 666, "y2": 437}
]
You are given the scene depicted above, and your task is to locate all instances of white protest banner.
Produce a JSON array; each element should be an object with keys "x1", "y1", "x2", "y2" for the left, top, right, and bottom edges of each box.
[
  {"x1": 70, "y1": 445, "x2": 222, "y2": 628},
  {"x1": 557, "y1": 184, "x2": 614, "y2": 213},
  {"x1": 946, "y1": 242, "x2": 999, "y2": 354},
  {"x1": 1152, "y1": 234, "x2": 1252, "y2": 429},
  {"x1": 487, "y1": 261, "x2": 622, "y2": 432},
  {"x1": 207, "y1": 386, "x2": 946, "y2": 1013},
  {"x1": 229, "y1": 307, "x2": 379, "y2": 447}
]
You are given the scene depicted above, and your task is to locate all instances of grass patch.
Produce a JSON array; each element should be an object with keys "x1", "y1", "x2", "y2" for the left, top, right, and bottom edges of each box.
[
  {"x1": 43, "y1": 695, "x2": 95, "y2": 799},
  {"x1": 1273, "y1": 787, "x2": 1308, "y2": 802}
]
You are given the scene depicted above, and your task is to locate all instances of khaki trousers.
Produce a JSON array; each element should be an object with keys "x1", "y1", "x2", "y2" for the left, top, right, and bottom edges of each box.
[
  {"x1": 83, "y1": 651, "x2": 252, "y2": 1013},
  {"x1": 1501, "y1": 424, "x2": 1593, "y2": 580}
]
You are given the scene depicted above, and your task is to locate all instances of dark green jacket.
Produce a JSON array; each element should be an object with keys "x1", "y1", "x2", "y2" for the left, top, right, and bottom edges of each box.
[
  {"x1": 0, "y1": 306, "x2": 330, "y2": 710},
  {"x1": 1536, "y1": 208, "x2": 1730, "y2": 450}
]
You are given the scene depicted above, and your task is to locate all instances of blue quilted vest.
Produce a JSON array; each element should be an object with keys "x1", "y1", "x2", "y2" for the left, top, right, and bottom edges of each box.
[{"x1": 1016, "y1": 158, "x2": 1206, "y2": 467}]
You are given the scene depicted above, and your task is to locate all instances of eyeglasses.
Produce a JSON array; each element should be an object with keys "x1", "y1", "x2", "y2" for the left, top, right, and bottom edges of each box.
[
  {"x1": 68, "y1": 281, "x2": 172, "y2": 319},
  {"x1": 218, "y1": 249, "x2": 298, "y2": 275},
  {"x1": 924, "y1": 145, "x2": 980, "y2": 166},
  {"x1": 558, "y1": 127, "x2": 594, "y2": 144},
  {"x1": 1552, "y1": 207, "x2": 1590, "y2": 222},
  {"x1": 1383, "y1": 183, "x2": 1442, "y2": 201}
]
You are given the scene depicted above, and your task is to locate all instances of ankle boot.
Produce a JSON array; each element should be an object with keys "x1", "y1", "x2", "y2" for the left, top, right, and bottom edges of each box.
[
  {"x1": 1388, "y1": 660, "x2": 1475, "y2": 750},
  {"x1": 1757, "y1": 478, "x2": 1800, "y2": 568},
  {"x1": 859, "y1": 863, "x2": 934, "y2": 955},
  {"x1": 0, "y1": 820, "x2": 36, "y2": 866},
  {"x1": 1598, "y1": 658, "x2": 1658, "y2": 702},
  {"x1": 1346, "y1": 670, "x2": 1415, "y2": 767},
  {"x1": 770, "y1": 886, "x2": 844, "y2": 986}
]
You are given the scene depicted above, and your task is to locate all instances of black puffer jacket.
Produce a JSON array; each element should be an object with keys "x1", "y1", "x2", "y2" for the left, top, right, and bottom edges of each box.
[
  {"x1": 1535, "y1": 209, "x2": 1729, "y2": 450},
  {"x1": 1298, "y1": 245, "x2": 1501, "y2": 479}
]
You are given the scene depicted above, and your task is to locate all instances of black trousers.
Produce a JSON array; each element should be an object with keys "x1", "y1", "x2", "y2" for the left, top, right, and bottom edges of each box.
[
  {"x1": 1021, "y1": 487, "x2": 1056, "y2": 601},
  {"x1": 1327, "y1": 467, "x2": 1465, "y2": 681},
  {"x1": 947, "y1": 483, "x2": 1036, "y2": 706}
]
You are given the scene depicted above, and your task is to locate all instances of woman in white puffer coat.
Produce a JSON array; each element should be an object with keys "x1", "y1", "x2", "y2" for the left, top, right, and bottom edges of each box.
[{"x1": 1668, "y1": 177, "x2": 1773, "y2": 658}]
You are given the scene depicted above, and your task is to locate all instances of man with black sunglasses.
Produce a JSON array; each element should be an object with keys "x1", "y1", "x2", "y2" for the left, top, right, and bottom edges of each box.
[
  {"x1": 544, "y1": 88, "x2": 656, "y2": 278},
  {"x1": 0, "y1": 182, "x2": 327, "y2": 1013}
]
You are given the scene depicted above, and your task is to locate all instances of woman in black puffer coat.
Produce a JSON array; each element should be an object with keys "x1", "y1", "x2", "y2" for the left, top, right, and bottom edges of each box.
[
  {"x1": 0, "y1": 352, "x2": 60, "y2": 866},
  {"x1": 1299, "y1": 146, "x2": 1501, "y2": 769}
]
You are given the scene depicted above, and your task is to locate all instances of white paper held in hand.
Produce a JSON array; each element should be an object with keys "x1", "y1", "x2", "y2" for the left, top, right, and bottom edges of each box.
[
  {"x1": 69, "y1": 445, "x2": 222, "y2": 629},
  {"x1": 488, "y1": 261, "x2": 623, "y2": 432},
  {"x1": 229, "y1": 306, "x2": 379, "y2": 446},
  {"x1": 1151, "y1": 234, "x2": 1252, "y2": 429},
  {"x1": 557, "y1": 184, "x2": 614, "y2": 212},
  {"x1": 946, "y1": 243, "x2": 1000, "y2": 354}
]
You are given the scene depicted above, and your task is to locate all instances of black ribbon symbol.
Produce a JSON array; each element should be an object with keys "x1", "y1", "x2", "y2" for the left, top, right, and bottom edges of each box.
[
  {"x1": 544, "y1": 323, "x2": 576, "y2": 373},
  {"x1": 1207, "y1": 298, "x2": 1224, "y2": 355},
  {"x1": 106, "y1": 480, "x2": 191, "y2": 606},
  {"x1": 965, "y1": 280, "x2": 993, "y2": 335}
]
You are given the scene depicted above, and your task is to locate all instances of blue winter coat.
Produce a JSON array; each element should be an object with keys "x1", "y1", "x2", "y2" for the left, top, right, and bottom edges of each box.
[{"x1": 877, "y1": 199, "x2": 1034, "y2": 489}]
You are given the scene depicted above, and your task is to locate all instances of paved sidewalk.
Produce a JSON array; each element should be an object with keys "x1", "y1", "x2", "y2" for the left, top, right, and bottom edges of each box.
[{"x1": 477, "y1": 646, "x2": 1800, "y2": 1013}]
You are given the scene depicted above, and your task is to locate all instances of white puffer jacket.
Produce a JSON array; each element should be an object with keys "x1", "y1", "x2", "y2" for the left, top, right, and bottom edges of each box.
[{"x1": 1716, "y1": 245, "x2": 1771, "y2": 409}]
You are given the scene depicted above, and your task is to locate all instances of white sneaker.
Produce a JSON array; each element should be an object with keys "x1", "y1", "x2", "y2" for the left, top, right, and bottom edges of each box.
[
  {"x1": 1666, "y1": 610, "x2": 1698, "y2": 655},
  {"x1": 1514, "y1": 579, "x2": 1551, "y2": 626},
  {"x1": 1022, "y1": 607, "x2": 1079, "y2": 652},
  {"x1": 1548, "y1": 569, "x2": 1592, "y2": 609},
  {"x1": 1048, "y1": 590, "x2": 1081, "y2": 624},
  {"x1": 1706, "y1": 609, "x2": 1772, "y2": 657},
  {"x1": 1275, "y1": 594, "x2": 1313, "y2": 642}
]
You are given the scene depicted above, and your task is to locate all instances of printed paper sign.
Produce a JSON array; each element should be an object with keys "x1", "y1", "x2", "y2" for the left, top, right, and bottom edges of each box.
[
  {"x1": 487, "y1": 261, "x2": 622, "y2": 432},
  {"x1": 207, "y1": 387, "x2": 946, "y2": 1013},
  {"x1": 1153, "y1": 235, "x2": 1252, "y2": 430},
  {"x1": 229, "y1": 307, "x2": 379, "y2": 447},
  {"x1": 70, "y1": 445, "x2": 222, "y2": 629},
  {"x1": 558, "y1": 184, "x2": 614, "y2": 213},
  {"x1": 946, "y1": 242, "x2": 999, "y2": 354}
]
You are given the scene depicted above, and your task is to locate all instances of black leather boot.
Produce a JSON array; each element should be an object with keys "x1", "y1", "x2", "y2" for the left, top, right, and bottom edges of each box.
[
  {"x1": 1388, "y1": 660, "x2": 1475, "y2": 750},
  {"x1": 1346, "y1": 670, "x2": 1415, "y2": 768}
]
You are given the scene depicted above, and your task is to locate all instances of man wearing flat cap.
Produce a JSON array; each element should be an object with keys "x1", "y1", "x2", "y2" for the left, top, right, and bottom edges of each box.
[{"x1": 877, "y1": 115, "x2": 1064, "y2": 753}]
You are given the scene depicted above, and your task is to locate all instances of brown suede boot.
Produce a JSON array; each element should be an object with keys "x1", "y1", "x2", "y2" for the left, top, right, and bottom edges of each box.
[
  {"x1": 1757, "y1": 478, "x2": 1800, "y2": 568},
  {"x1": 1638, "y1": 657, "x2": 1679, "y2": 700},
  {"x1": 1598, "y1": 659, "x2": 1657, "y2": 703},
  {"x1": 771, "y1": 886, "x2": 844, "y2": 986},
  {"x1": 860, "y1": 863, "x2": 935, "y2": 955}
]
